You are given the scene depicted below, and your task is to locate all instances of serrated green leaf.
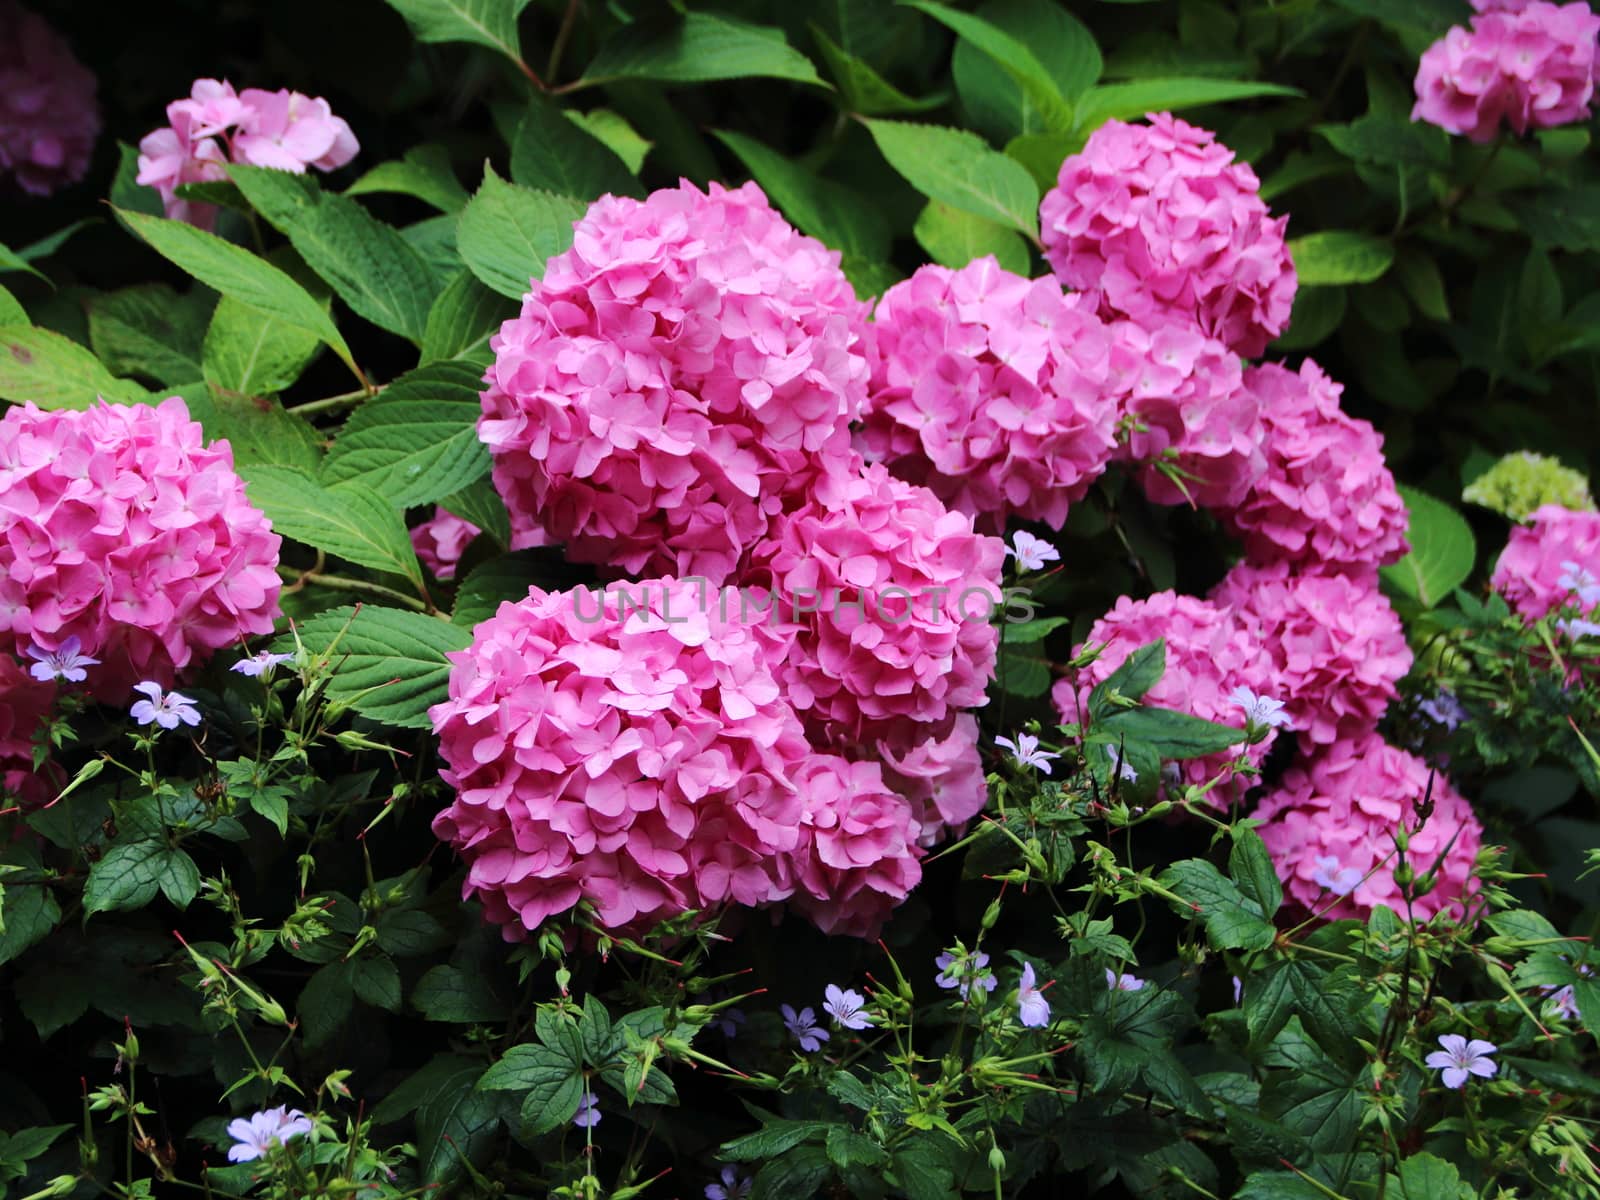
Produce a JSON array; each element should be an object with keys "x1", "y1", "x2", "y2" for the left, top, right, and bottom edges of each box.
[
  {"x1": 347, "y1": 144, "x2": 469, "y2": 213},
  {"x1": 351, "y1": 954, "x2": 403, "y2": 1011},
  {"x1": 478, "y1": 1044, "x2": 584, "y2": 1134},
  {"x1": 952, "y1": 0, "x2": 1101, "y2": 145},
  {"x1": 241, "y1": 465, "x2": 423, "y2": 587},
  {"x1": 1156, "y1": 858, "x2": 1276, "y2": 951},
  {"x1": 0, "y1": 325, "x2": 148, "y2": 409},
  {"x1": 421, "y1": 271, "x2": 512, "y2": 364},
  {"x1": 321, "y1": 361, "x2": 491, "y2": 506},
  {"x1": 0, "y1": 884, "x2": 62, "y2": 965},
  {"x1": 912, "y1": 200, "x2": 1030, "y2": 273},
  {"x1": 809, "y1": 24, "x2": 944, "y2": 115},
  {"x1": 1230, "y1": 826, "x2": 1283, "y2": 919},
  {"x1": 908, "y1": 0, "x2": 1073, "y2": 132},
  {"x1": 273, "y1": 605, "x2": 470, "y2": 728},
  {"x1": 1379, "y1": 487, "x2": 1476, "y2": 609},
  {"x1": 863, "y1": 118, "x2": 1040, "y2": 235},
  {"x1": 0, "y1": 282, "x2": 26, "y2": 325},
  {"x1": 456, "y1": 167, "x2": 585, "y2": 299},
  {"x1": 1090, "y1": 639, "x2": 1165, "y2": 713},
  {"x1": 416, "y1": 1063, "x2": 506, "y2": 1185},
  {"x1": 582, "y1": 11, "x2": 826, "y2": 88},
  {"x1": 88, "y1": 285, "x2": 210, "y2": 385},
  {"x1": 383, "y1": 0, "x2": 533, "y2": 63},
  {"x1": 83, "y1": 841, "x2": 200, "y2": 915},
  {"x1": 511, "y1": 94, "x2": 641, "y2": 200},
  {"x1": 452, "y1": 551, "x2": 544, "y2": 627},
  {"x1": 202, "y1": 293, "x2": 326, "y2": 397},
  {"x1": 1287, "y1": 231, "x2": 1395, "y2": 286},
  {"x1": 713, "y1": 129, "x2": 890, "y2": 261},
  {"x1": 442, "y1": 478, "x2": 511, "y2": 550},
  {"x1": 198, "y1": 390, "x2": 323, "y2": 473},
  {"x1": 414, "y1": 965, "x2": 509, "y2": 1022},
  {"x1": 566, "y1": 110, "x2": 652, "y2": 173},
  {"x1": 1099, "y1": 706, "x2": 1246, "y2": 759},
  {"x1": 1073, "y1": 78, "x2": 1300, "y2": 133}
]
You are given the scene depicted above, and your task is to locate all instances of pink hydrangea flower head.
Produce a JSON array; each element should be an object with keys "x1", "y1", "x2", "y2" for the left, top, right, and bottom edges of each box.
[
  {"x1": 858, "y1": 257, "x2": 1119, "y2": 530},
  {"x1": 0, "y1": 398, "x2": 283, "y2": 702},
  {"x1": 1490, "y1": 503, "x2": 1600, "y2": 621},
  {"x1": 0, "y1": 652, "x2": 57, "y2": 808},
  {"x1": 0, "y1": 2, "x2": 100, "y2": 196},
  {"x1": 234, "y1": 87, "x2": 359, "y2": 173},
  {"x1": 1039, "y1": 112, "x2": 1297, "y2": 358},
  {"x1": 875, "y1": 712, "x2": 989, "y2": 845},
  {"x1": 410, "y1": 508, "x2": 482, "y2": 582},
  {"x1": 1106, "y1": 317, "x2": 1266, "y2": 510},
  {"x1": 1412, "y1": 3, "x2": 1600, "y2": 142},
  {"x1": 429, "y1": 578, "x2": 818, "y2": 940},
  {"x1": 478, "y1": 180, "x2": 871, "y2": 584},
  {"x1": 1053, "y1": 591, "x2": 1280, "y2": 797},
  {"x1": 783, "y1": 753, "x2": 923, "y2": 938},
  {"x1": 1213, "y1": 560, "x2": 1412, "y2": 747},
  {"x1": 1253, "y1": 735, "x2": 1483, "y2": 922},
  {"x1": 1222, "y1": 359, "x2": 1410, "y2": 571},
  {"x1": 744, "y1": 461, "x2": 1004, "y2": 748}
]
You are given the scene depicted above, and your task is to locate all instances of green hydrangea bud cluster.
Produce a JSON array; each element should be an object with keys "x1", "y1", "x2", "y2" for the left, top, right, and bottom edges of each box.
[{"x1": 1463, "y1": 451, "x2": 1594, "y2": 521}]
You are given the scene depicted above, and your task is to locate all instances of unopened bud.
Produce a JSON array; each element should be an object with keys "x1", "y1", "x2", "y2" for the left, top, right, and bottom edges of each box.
[
  {"x1": 987, "y1": 1146, "x2": 1006, "y2": 1173},
  {"x1": 981, "y1": 898, "x2": 1003, "y2": 930}
]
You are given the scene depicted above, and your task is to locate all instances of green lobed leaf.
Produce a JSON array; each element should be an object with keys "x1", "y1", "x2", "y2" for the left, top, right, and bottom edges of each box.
[
  {"x1": 582, "y1": 11, "x2": 827, "y2": 88},
  {"x1": 1287, "y1": 231, "x2": 1395, "y2": 286},
  {"x1": 241, "y1": 465, "x2": 423, "y2": 588},
  {"x1": 1073, "y1": 78, "x2": 1300, "y2": 133},
  {"x1": 863, "y1": 118, "x2": 1041, "y2": 235},
  {"x1": 321, "y1": 361, "x2": 492, "y2": 506},
  {"x1": 0, "y1": 325, "x2": 149, "y2": 409},
  {"x1": 382, "y1": 0, "x2": 533, "y2": 62},
  {"x1": 274, "y1": 605, "x2": 469, "y2": 728},
  {"x1": 347, "y1": 144, "x2": 470, "y2": 213},
  {"x1": 0, "y1": 884, "x2": 62, "y2": 966},
  {"x1": 1379, "y1": 486, "x2": 1476, "y2": 609},
  {"x1": 1230, "y1": 826, "x2": 1283, "y2": 919},
  {"x1": 908, "y1": 0, "x2": 1074, "y2": 132},
  {"x1": 1156, "y1": 858, "x2": 1276, "y2": 951},
  {"x1": 478, "y1": 1043, "x2": 585, "y2": 1135},
  {"x1": 83, "y1": 841, "x2": 200, "y2": 915},
  {"x1": 511, "y1": 93, "x2": 642, "y2": 201},
  {"x1": 456, "y1": 167, "x2": 585, "y2": 299},
  {"x1": 912, "y1": 200, "x2": 1030, "y2": 274},
  {"x1": 421, "y1": 271, "x2": 512, "y2": 364}
]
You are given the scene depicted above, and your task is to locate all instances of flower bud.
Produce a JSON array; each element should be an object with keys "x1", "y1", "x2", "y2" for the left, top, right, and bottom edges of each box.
[{"x1": 987, "y1": 1146, "x2": 1007, "y2": 1173}]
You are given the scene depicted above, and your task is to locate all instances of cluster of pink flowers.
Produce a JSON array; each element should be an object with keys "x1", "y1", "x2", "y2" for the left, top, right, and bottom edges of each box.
[
  {"x1": 1490, "y1": 503, "x2": 1600, "y2": 622},
  {"x1": 1055, "y1": 592, "x2": 1282, "y2": 796},
  {"x1": 1412, "y1": 2, "x2": 1600, "y2": 141},
  {"x1": 0, "y1": 398, "x2": 283, "y2": 701},
  {"x1": 137, "y1": 78, "x2": 358, "y2": 229},
  {"x1": 1222, "y1": 361, "x2": 1409, "y2": 572},
  {"x1": 410, "y1": 507, "x2": 483, "y2": 582},
  {"x1": 478, "y1": 180, "x2": 870, "y2": 584},
  {"x1": 1039, "y1": 112, "x2": 1296, "y2": 359},
  {"x1": 857, "y1": 258, "x2": 1118, "y2": 530},
  {"x1": 429, "y1": 580, "x2": 929, "y2": 938},
  {"x1": 0, "y1": 653, "x2": 56, "y2": 808},
  {"x1": 1254, "y1": 734, "x2": 1483, "y2": 922},
  {"x1": 0, "y1": 2, "x2": 100, "y2": 196}
]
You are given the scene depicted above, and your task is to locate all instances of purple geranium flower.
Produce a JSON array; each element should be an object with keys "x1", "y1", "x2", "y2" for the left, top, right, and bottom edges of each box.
[
  {"x1": 823, "y1": 984, "x2": 873, "y2": 1031},
  {"x1": 781, "y1": 1004, "x2": 829, "y2": 1052},
  {"x1": 232, "y1": 651, "x2": 294, "y2": 678},
  {"x1": 25, "y1": 636, "x2": 99, "y2": 684},
  {"x1": 1016, "y1": 963, "x2": 1050, "y2": 1028},
  {"x1": 1424, "y1": 1034, "x2": 1498, "y2": 1089},
  {"x1": 226, "y1": 1106, "x2": 313, "y2": 1163},
  {"x1": 129, "y1": 681, "x2": 201, "y2": 729},
  {"x1": 572, "y1": 1091, "x2": 600, "y2": 1127},
  {"x1": 935, "y1": 949, "x2": 997, "y2": 999},
  {"x1": 706, "y1": 1166, "x2": 752, "y2": 1200}
]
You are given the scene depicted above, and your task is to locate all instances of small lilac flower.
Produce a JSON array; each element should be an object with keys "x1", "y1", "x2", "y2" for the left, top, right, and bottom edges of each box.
[
  {"x1": 1424, "y1": 1034, "x2": 1497, "y2": 1089},
  {"x1": 1104, "y1": 744, "x2": 1138, "y2": 783},
  {"x1": 1226, "y1": 686, "x2": 1291, "y2": 731},
  {"x1": 24, "y1": 636, "x2": 99, "y2": 684},
  {"x1": 1418, "y1": 690, "x2": 1467, "y2": 732},
  {"x1": 1558, "y1": 561, "x2": 1600, "y2": 608},
  {"x1": 1557, "y1": 617, "x2": 1600, "y2": 640},
  {"x1": 1232, "y1": 976, "x2": 1243, "y2": 1005},
  {"x1": 231, "y1": 651, "x2": 294, "y2": 678},
  {"x1": 129, "y1": 681, "x2": 201, "y2": 730},
  {"x1": 823, "y1": 984, "x2": 874, "y2": 1031},
  {"x1": 935, "y1": 950, "x2": 997, "y2": 999},
  {"x1": 572, "y1": 1091, "x2": 600, "y2": 1128},
  {"x1": 706, "y1": 1166, "x2": 753, "y2": 1200},
  {"x1": 1016, "y1": 963, "x2": 1050, "y2": 1028},
  {"x1": 226, "y1": 1106, "x2": 313, "y2": 1163},
  {"x1": 1543, "y1": 984, "x2": 1579, "y2": 1022},
  {"x1": 1105, "y1": 968, "x2": 1145, "y2": 992},
  {"x1": 1311, "y1": 855, "x2": 1363, "y2": 897},
  {"x1": 994, "y1": 732, "x2": 1061, "y2": 774},
  {"x1": 781, "y1": 1004, "x2": 829, "y2": 1052},
  {"x1": 1005, "y1": 531, "x2": 1059, "y2": 572},
  {"x1": 711, "y1": 1006, "x2": 746, "y2": 1039}
]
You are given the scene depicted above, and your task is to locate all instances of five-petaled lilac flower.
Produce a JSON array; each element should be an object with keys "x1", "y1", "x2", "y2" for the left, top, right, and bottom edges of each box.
[
  {"x1": 1558, "y1": 561, "x2": 1600, "y2": 608},
  {"x1": 994, "y1": 732, "x2": 1060, "y2": 774},
  {"x1": 1016, "y1": 963, "x2": 1050, "y2": 1028},
  {"x1": 935, "y1": 950, "x2": 997, "y2": 999},
  {"x1": 1557, "y1": 617, "x2": 1600, "y2": 640},
  {"x1": 823, "y1": 984, "x2": 874, "y2": 1031},
  {"x1": 25, "y1": 636, "x2": 99, "y2": 684},
  {"x1": 1424, "y1": 1034, "x2": 1497, "y2": 1089},
  {"x1": 706, "y1": 1166, "x2": 753, "y2": 1200},
  {"x1": 1418, "y1": 690, "x2": 1467, "y2": 732},
  {"x1": 1311, "y1": 855, "x2": 1363, "y2": 897},
  {"x1": 1105, "y1": 968, "x2": 1145, "y2": 992},
  {"x1": 1226, "y1": 686, "x2": 1291, "y2": 731},
  {"x1": 129, "y1": 681, "x2": 201, "y2": 730},
  {"x1": 712, "y1": 1006, "x2": 746, "y2": 1039},
  {"x1": 1006, "y1": 531, "x2": 1059, "y2": 572},
  {"x1": 1543, "y1": 984, "x2": 1579, "y2": 1022},
  {"x1": 572, "y1": 1091, "x2": 601, "y2": 1128},
  {"x1": 1104, "y1": 744, "x2": 1138, "y2": 783},
  {"x1": 232, "y1": 651, "x2": 295, "y2": 678},
  {"x1": 781, "y1": 1004, "x2": 829, "y2": 1052},
  {"x1": 226, "y1": 1106, "x2": 313, "y2": 1163}
]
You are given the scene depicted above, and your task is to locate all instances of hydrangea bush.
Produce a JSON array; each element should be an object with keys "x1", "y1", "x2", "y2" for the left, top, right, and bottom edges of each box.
[{"x1": 1, "y1": 2, "x2": 1598, "y2": 1199}]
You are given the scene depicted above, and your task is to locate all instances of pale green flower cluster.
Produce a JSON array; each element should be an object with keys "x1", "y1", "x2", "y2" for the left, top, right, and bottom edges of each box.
[{"x1": 1463, "y1": 451, "x2": 1594, "y2": 521}]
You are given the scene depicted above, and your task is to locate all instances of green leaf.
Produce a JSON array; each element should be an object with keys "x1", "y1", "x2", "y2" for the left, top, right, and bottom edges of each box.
[
  {"x1": 350, "y1": 954, "x2": 402, "y2": 1011},
  {"x1": 230, "y1": 165, "x2": 443, "y2": 343},
  {"x1": 0, "y1": 240, "x2": 48, "y2": 282},
  {"x1": 273, "y1": 605, "x2": 471, "y2": 728},
  {"x1": 321, "y1": 361, "x2": 492, "y2": 506},
  {"x1": 88, "y1": 285, "x2": 210, "y2": 385},
  {"x1": 1002, "y1": 616, "x2": 1070, "y2": 645},
  {"x1": 83, "y1": 841, "x2": 200, "y2": 915},
  {"x1": 0, "y1": 884, "x2": 62, "y2": 965},
  {"x1": 863, "y1": 118, "x2": 1041, "y2": 235},
  {"x1": 1090, "y1": 639, "x2": 1165, "y2": 712},
  {"x1": 1316, "y1": 114, "x2": 1449, "y2": 170},
  {"x1": 825, "y1": 1125, "x2": 887, "y2": 1170},
  {"x1": 0, "y1": 282, "x2": 26, "y2": 325},
  {"x1": 1388, "y1": 1151, "x2": 1476, "y2": 1199},
  {"x1": 0, "y1": 325, "x2": 148, "y2": 409},
  {"x1": 452, "y1": 552, "x2": 544, "y2": 627},
  {"x1": 1394, "y1": 248, "x2": 1450, "y2": 322},
  {"x1": 1512, "y1": 184, "x2": 1600, "y2": 251},
  {"x1": 1156, "y1": 859, "x2": 1276, "y2": 951},
  {"x1": 1005, "y1": 130, "x2": 1079, "y2": 191},
  {"x1": 511, "y1": 94, "x2": 641, "y2": 201},
  {"x1": 442, "y1": 478, "x2": 511, "y2": 550},
  {"x1": 478, "y1": 1044, "x2": 585, "y2": 1135},
  {"x1": 912, "y1": 200, "x2": 1030, "y2": 274},
  {"x1": 117, "y1": 207, "x2": 356, "y2": 376},
  {"x1": 240, "y1": 465, "x2": 423, "y2": 587},
  {"x1": 382, "y1": 0, "x2": 533, "y2": 63},
  {"x1": 456, "y1": 167, "x2": 585, "y2": 299},
  {"x1": 347, "y1": 144, "x2": 470, "y2": 214},
  {"x1": 1245, "y1": 960, "x2": 1362, "y2": 1061},
  {"x1": 416, "y1": 1064, "x2": 506, "y2": 1185},
  {"x1": 1230, "y1": 825, "x2": 1283, "y2": 919},
  {"x1": 1234, "y1": 1173, "x2": 1329, "y2": 1200},
  {"x1": 566, "y1": 109, "x2": 653, "y2": 173},
  {"x1": 712, "y1": 130, "x2": 890, "y2": 262},
  {"x1": 1379, "y1": 487, "x2": 1476, "y2": 609},
  {"x1": 202, "y1": 293, "x2": 326, "y2": 397},
  {"x1": 1260, "y1": 1019, "x2": 1362, "y2": 1155},
  {"x1": 1287, "y1": 231, "x2": 1395, "y2": 286},
  {"x1": 414, "y1": 965, "x2": 509, "y2": 1022},
  {"x1": 197, "y1": 391, "x2": 323, "y2": 473},
  {"x1": 809, "y1": 24, "x2": 943, "y2": 115},
  {"x1": 1098, "y1": 706, "x2": 1245, "y2": 759},
  {"x1": 907, "y1": 0, "x2": 1073, "y2": 132},
  {"x1": 1073, "y1": 78, "x2": 1300, "y2": 133},
  {"x1": 721, "y1": 1117, "x2": 832, "y2": 1161},
  {"x1": 582, "y1": 11, "x2": 826, "y2": 88},
  {"x1": 299, "y1": 961, "x2": 355, "y2": 1047},
  {"x1": 421, "y1": 271, "x2": 511, "y2": 364}
]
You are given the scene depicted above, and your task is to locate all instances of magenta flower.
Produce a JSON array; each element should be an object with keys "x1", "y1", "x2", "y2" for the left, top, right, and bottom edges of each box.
[
  {"x1": 994, "y1": 733, "x2": 1060, "y2": 775},
  {"x1": 822, "y1": 984, "x2": 873, "y2": 1031},
  {"x1": 231, "y1": 651, "x2": 294, "y2": 678},
  {"x1": 1105, "y1": 968, "x2": 1145, "y2": 992},
  {"x1": 781, "y1": 1005, "x2": 829, "y2": 1052},
  {"x1": 25, "y1": 636, "x2": 99, "y2": 684},
  {"x1": 1425, "y1": 1034, "x2": 1498, "y2": 1089},
  {"x1": 1492, "y1": 505, "x2": 1600, "y2": 624},
  {"x1": 1016, "y1": 964, "x2": 1050, "y2": 1028},
  {"x1": 572, "y1": 1091, "x2": 600, "y2": 1128},
  {"x1": 410, "y1": 507, "x2": 484, "y2": 581},
  {"x1": 130, "y1": 682, "x2": 201, "y2": 730},
  {"x1": 226, "y1": 1106, "x2": 313, "y2": 1163},
  {"x1": 0, "y1": 3, "x2": 100, "y2": 196}
]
